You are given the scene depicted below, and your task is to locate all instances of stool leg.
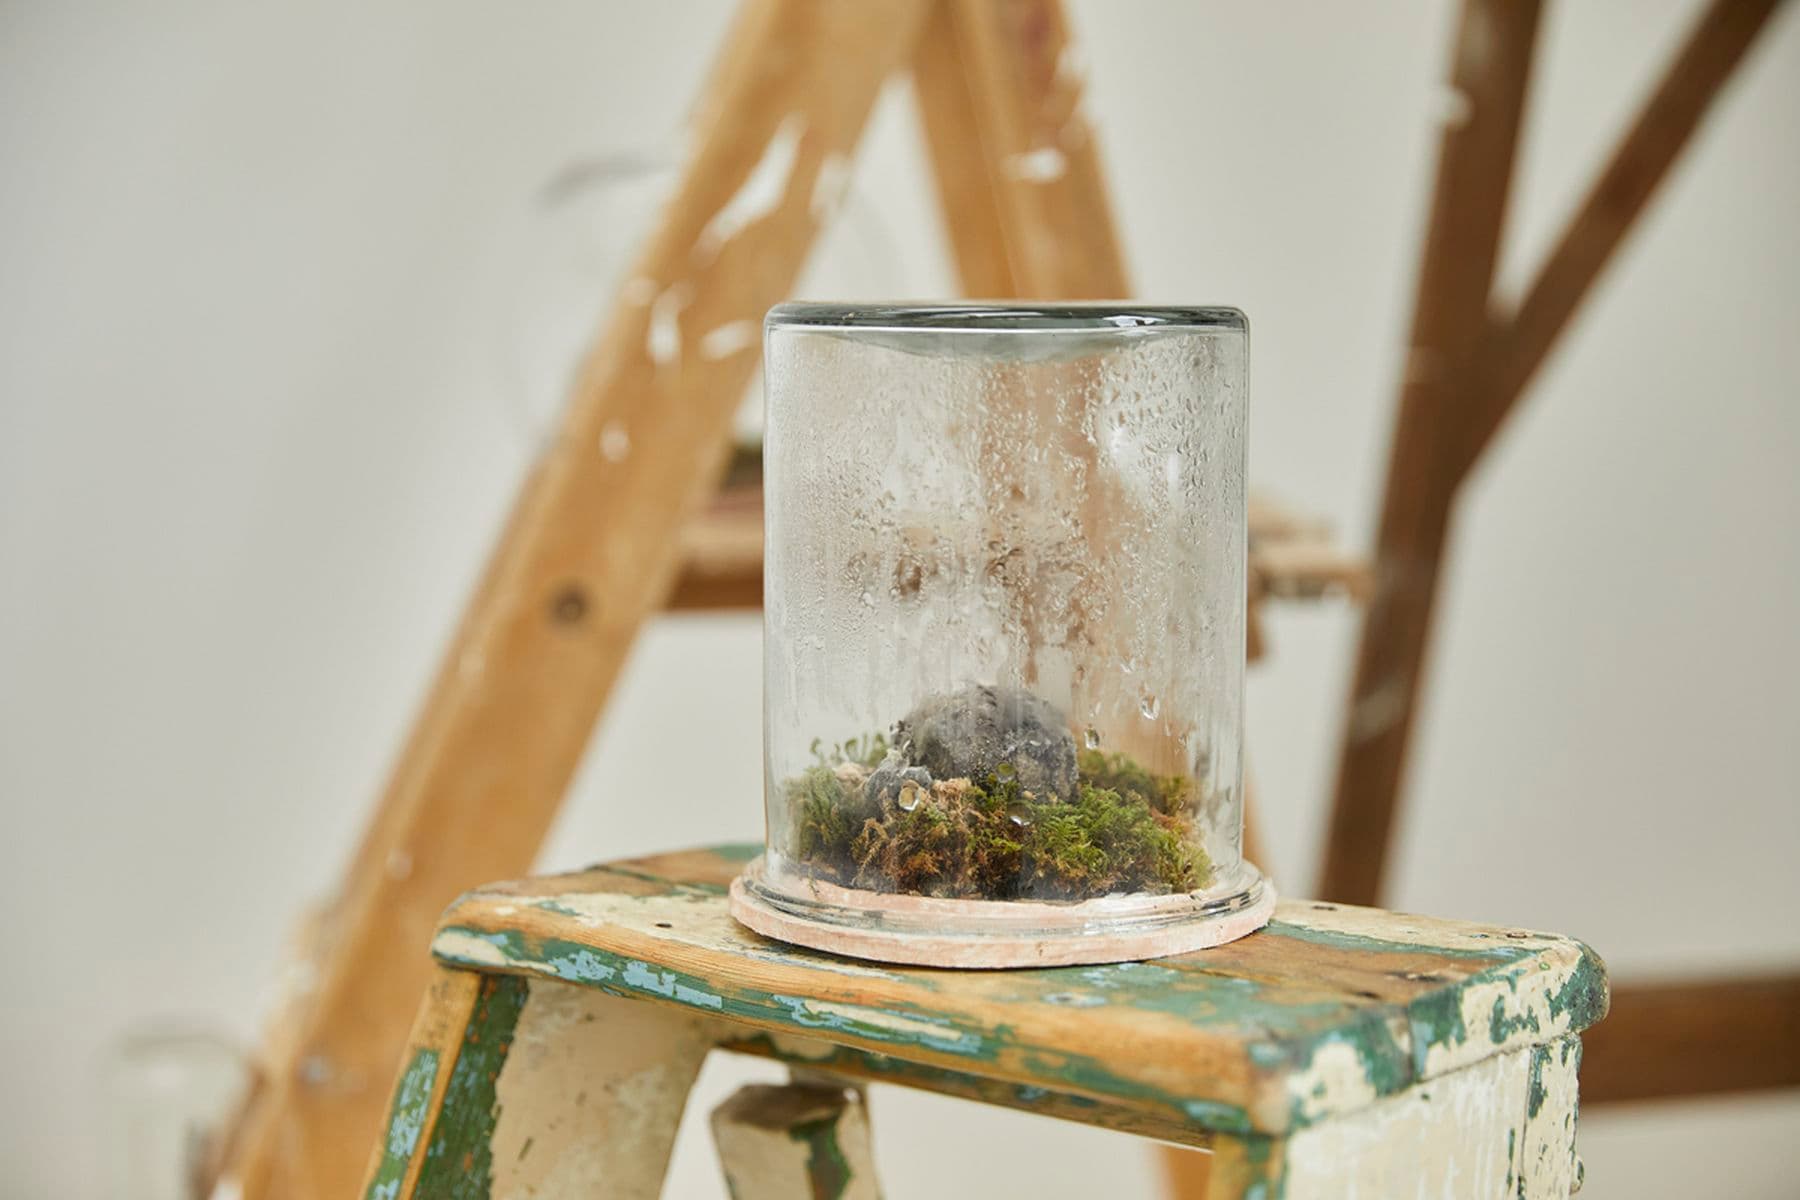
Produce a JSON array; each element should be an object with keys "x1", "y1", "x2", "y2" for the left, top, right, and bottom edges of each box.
[
  {"x1": 711, "y1": 1078, "x2": 881, "y2": 1199},
  {"x1": 1273, "y1": 1038, "x2": 1584, "y2": 1199},
  {"x1": 360, "y1": 969, "x2": 713, "y2": 1199},
  {"x1": 1186, "y1": 1137, "x2": 1287, "y2": 1200},
  {"x1": 1157, "y1": 1145, "x2": 1214, "y2": 1199}
]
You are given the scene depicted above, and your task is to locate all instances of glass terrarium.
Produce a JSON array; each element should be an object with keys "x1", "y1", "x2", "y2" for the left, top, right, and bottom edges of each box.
[{"x1": 729, "y1": 304, "x2": 1274, "y2": 967}]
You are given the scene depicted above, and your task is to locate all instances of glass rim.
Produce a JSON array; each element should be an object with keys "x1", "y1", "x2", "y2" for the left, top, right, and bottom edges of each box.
[{"x1": 766, "y1": 301, "x2": 1247, "y2": 335}]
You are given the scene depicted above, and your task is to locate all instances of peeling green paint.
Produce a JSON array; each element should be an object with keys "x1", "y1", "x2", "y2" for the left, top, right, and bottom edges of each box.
[
  {"x1": 416, "y1": 975, "x2": 528, "y2": 1200},
  {"x1": 1526, "y1": 1044, "x2": 1551, "y2": 1119},
  {"x1": 364, "y1": 1048, "x2": 438, "y2": 1200},
  {"x1": 1546, "y1": 944, "x2": 1608, "y2": 1027},
  {"x1": 427, "y1": 846, "x2": 1610, "y2": 1147},
  {"x1": 1232, "y1": 1133, "x2": 1287, "y2": 1200},
  {"x1": 789, "y1": 1114, "x2": 854, "y2": 1200},
  {"x1": 1012, "y1": 961, "x2": 1359, "y2": 1045},
  {"x1": 1489, "y1": 994, "x2": 1543, "y2": 1045},
  {"x1": 1261, "y1": 919, "x2": 1535, "y2": 962},
  {"x1": 530, "y1": 898, "x2": 587, "y2": 918},
  {"x1": 1181, "y1": 1098, "x2": 1254, "y2": 1134},
  {"x1": 440, "y1": 925, "x2": 991, "y2": 1060}
]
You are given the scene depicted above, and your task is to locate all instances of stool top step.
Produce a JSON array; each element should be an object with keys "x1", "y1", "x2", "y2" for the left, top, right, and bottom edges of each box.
[{"x1": 431, "y1": 843, "x2": 1606, "y2": 1137}]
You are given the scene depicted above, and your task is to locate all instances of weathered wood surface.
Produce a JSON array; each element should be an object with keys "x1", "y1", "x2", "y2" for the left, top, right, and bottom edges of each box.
[
  {"x1": 712, "y1": 1081, "x2": 882, "y2": 1200},
  {"x1": 1278, "y1": 1035, "x2": 1582, "y2": 1199},
  {"x1": 363, "y1": 974, "x2": 712, "y2": 1200},
  {"x1": 428, "y1": 844, "x2": 1606, "y2": 1142},
  {"x1": 358, "y1": 967, "x2": 483, "y2": 1200},
  {"x1": 230, "y1": 2, "x2": 938, "y2": 1194}
]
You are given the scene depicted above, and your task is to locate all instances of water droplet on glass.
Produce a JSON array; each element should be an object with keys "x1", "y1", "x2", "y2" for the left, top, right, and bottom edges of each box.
[
  {"x1": 1139, "y1": 693, "x2": 1160, "y2": 720},
  {"x1": 897, "y1": 782, "x2": 923, "y2": 812},
  {"x1": 1084, "y1": 727, "x2": 1102, "y2": 750},
  {"x1": 599, "y1": 421, "x2": 630, "y2": 462},
  {"x1": 995, "y1": 761, "x2": 1014, "y2": 778},
  {"x1": 1007, "y1": 801, "x2": 1033, "y2": 828},
  {"x1": 860, "y1": 590, "x2": 875, "y2": 608}
]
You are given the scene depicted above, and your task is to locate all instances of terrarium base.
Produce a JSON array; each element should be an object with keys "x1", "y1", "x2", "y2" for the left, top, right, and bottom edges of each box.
[{"x1": 729, "y1": 857, "x2": 1276, "y2": 968}]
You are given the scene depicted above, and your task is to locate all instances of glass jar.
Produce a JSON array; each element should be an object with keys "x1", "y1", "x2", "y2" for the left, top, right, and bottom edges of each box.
[{"x1": 730, "y1": 304, "x2": 1273, "y2": 967}]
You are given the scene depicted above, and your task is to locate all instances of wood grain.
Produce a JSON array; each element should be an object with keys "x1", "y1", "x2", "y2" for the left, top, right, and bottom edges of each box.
[
  {"x1": 427, "y1": 844, "x2": 1607, "y2": 1139},
  {"x1": 355, "y1": 967, "x2": 482, "y2": 1200},
  {"x1": 1318, "y1": 0, "x2": 1543, "y2": 907},
  {"x1": 227, "y1": 3, "x2": 935, "y2": 1194}
]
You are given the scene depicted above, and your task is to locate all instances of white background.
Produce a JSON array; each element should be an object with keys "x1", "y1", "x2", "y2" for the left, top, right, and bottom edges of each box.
[{"x1": 2, "y1": 1, "x2": 1797, "y2": 1196}]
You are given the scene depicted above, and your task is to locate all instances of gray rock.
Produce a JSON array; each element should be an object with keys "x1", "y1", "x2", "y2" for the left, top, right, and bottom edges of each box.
[{"x1": 892, "y1": 684, "x2": 1077, "y2": 801}]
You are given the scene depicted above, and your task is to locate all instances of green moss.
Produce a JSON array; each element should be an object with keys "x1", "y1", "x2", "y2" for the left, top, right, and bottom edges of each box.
[
  {"x1": 790, "y1": 766, "x2": 853, "y2": 859},
  {"x1": 1077, "y1": 748, "x2": 1192, "y2": 815},
  {"x1": 784, "y1": 742, "x2": 1210, "y2": 902}
]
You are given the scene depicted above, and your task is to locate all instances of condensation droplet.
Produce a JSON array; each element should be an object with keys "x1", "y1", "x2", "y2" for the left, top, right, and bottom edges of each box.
[
  {"x1": 897, "y1": 782, "x2": 923, "y2": 812},
  {"x1": 860, "y1": 590, "x2": 875, "y2": 608},
  {"x1": 1084, "y1": 727, "x2": 1102, "y2": 750},
  {"x1": 995, "y1": 761, "x2": 1015, "y2": 778},
  {"x1": 599, "y1": 421, "x2": 630, "y2": 462},
  {"x1": 1007, "y1": 801, "x2": 1033, "y2": 828},
  {"x1": 1139, "y1": 693, "x2": 1160, "y2": 720}
]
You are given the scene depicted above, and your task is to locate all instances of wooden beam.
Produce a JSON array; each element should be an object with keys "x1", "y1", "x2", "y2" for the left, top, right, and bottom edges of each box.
[
  {"x1": 914, "y1": 0, "x2": 1021, "y2": 297},
  {"x1": 1317, "y1": 0, "x2": 1542, "y2": 906},
  {"x1": 1581, "y1": 974, "x2": 1800, "y2": 1104},
  {"x1": 939, "y1": 0, "x2": 1131, "y2": 298},
  {"x1": 223, "y1": 3, "x2": 935, "y2": 1195},
  {"x1": 1455, "y1": 0, "x2": 1786, "y2": 480}
]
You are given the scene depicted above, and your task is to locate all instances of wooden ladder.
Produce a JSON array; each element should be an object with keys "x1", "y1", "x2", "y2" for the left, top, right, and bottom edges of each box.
[{"x1": 216, "y1": 2, "x2": 1324, "y2": 1193}]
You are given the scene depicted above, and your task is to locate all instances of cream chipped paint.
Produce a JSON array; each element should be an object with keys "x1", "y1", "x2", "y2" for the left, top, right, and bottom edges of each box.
[
  {"x1": 699, "y1": 113, "x2": 805, "y2": 252},
  {"x1": 1283, "y1": 1037, "x2": 1582, "y2": 1199},
  {"x1": 809, "y1": 151, "x2": 852, "y2": 221},
  {"x1": 490, "y1": 983, "x2": 710, "y2": 1200},
  {"x1": 1273, "y1": 1023, "x2": 1399, "y2": 1129},
  {"x1": 514, "y1": 888, "x2": 910, "y2": 983},
  {"x1": 699, "y1": 320, "x2": 759, "y2": 360}
]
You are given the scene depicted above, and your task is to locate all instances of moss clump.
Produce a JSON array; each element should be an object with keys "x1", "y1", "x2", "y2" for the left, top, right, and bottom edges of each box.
[
  {"x1": 781, "y1": 746, "x2": 1209, "y2": 902},
  {"x1": 1076, "y1": 748, "x2": 1193, "y2": 815}
]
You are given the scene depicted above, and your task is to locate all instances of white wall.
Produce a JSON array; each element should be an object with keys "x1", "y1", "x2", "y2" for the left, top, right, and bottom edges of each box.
[{"x1": 2, "y1": 2, "x2": 1797, "y2": 1196}]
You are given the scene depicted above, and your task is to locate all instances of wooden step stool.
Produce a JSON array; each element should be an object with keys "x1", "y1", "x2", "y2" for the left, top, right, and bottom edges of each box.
[{"x1": 359, "y1": 845, "x2": 1608, "y2": 1199}]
